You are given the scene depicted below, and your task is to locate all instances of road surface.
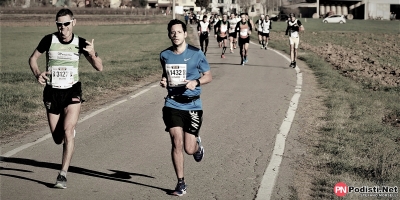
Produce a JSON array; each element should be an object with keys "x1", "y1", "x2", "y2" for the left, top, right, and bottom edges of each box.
[{"x1": 1, "y1": 27, "x2": 301, "y2": 200}]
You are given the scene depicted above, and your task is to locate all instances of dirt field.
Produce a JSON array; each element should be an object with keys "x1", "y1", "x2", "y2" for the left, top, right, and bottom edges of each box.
[{"x1": 302, "y1": 34, "x2": 400, "y2": 88}]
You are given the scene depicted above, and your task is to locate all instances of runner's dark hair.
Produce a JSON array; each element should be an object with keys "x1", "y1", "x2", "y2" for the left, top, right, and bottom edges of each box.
[
  {"x1": 56, "y1": 9, "x2": 74, "y2": 20},
  {"x1": 167, "y1": 19, "x2": 187, "y2": 33}
]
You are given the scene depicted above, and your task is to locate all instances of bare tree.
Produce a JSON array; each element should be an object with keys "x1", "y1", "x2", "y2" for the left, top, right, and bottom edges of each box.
[
  {"x1": 261, "y1": 0, "x2": 279, "y2": 15},
  {"x1": 238, "y1": 0, "x2": 251, "y2": 13}
]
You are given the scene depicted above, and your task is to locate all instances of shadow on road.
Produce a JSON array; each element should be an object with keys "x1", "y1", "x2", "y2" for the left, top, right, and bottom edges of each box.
[{"x1": 0, "y1": 156, "x2": 174, "y2": 194}]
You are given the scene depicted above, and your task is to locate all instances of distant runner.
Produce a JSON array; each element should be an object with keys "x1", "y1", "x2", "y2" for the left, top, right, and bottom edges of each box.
[
  {"x1": 235, "y1": 13, "x2": 253, "y2": 65},
  {"x1": 228, "y1": 13, "x2": 239, "y2": 53},
  {"x1": 197, "y1": 15, "x2": 211, "y2": 56},
  {"x1": 159, "y1": 19, "x2": 212, "y2": 196},
  {"x1": 28, "y1": 8, "x2": 103, "y2": 189},
  {"x1": 212, "y1": 14, "x2": 221, "y2": 47},
  {"x1": 285, "y1": 13, "x2": 304, "y2": 68},
  {"x1": 215, "y1": 14, "x2": 230, "y2": 58},
  {"x1": 260, "y1": 15, "x2": 272, "y2": 50},
  {"x1": 255, "y1": 14, "x2": 265, "y2": 48}
]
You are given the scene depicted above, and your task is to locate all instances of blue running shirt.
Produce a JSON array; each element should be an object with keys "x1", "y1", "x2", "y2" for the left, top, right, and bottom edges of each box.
[{"x1": 160, "y1": 44, "x2": 210, "y2": 110}]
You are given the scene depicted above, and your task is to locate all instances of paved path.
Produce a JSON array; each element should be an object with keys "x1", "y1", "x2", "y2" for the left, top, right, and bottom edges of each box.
[{"x1": 1, "y1": 27, "x2": 300, "y2": 200}]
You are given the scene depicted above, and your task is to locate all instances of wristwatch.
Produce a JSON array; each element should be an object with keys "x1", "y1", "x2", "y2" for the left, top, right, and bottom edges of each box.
[{"x1": 196, "y1": 79, "x2": 200, "y2": 87}]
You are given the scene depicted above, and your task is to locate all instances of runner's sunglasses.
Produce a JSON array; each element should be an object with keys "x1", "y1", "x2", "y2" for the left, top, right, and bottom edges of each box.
[{"x1": 56, "y1": 20, "x2": 73, "y2": 27}]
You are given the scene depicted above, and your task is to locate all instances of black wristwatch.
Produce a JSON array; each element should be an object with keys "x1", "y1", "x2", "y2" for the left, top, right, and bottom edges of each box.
[{"x1": 196, "y1": 79, "x2": 200, "y2": 87}]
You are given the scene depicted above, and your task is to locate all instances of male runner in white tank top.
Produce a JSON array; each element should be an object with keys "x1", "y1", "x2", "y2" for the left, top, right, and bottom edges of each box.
[{"x1": 29, "y1": 8, "x2": 103, "y2": 189}]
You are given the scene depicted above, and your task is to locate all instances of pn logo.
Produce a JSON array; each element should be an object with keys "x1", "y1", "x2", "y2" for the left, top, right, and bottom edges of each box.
[{"x1": 334, "y1": 182, "x2": 348, "y2": 197}]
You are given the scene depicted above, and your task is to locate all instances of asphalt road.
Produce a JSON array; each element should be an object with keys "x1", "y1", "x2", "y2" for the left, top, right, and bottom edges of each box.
[{"x1": 1, "y1": 28, "x2": 298, "y2": 200}]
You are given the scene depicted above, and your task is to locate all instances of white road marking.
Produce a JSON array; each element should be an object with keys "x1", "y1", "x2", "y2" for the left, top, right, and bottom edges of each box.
[
  {"x1": 1, "y1": 85, "x2": 158, "y2": 158},
  {"x1": 251, "y1": 43, "x2": 303, "y2": 200}
]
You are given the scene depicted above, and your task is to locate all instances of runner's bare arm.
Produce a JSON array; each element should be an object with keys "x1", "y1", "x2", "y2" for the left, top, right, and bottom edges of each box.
[
  {"x1": 160, "y1": 60, "x2": 168, "y2": 88},
  {"x1": 185, "y1": 71, "x2": 212, "y2": 90},
  {"x1": 84, "y1": 39, "x2": 103, "y2": 71},
  {"x1": 29, "y1": 49, "x2": 49, "y2": 85}
]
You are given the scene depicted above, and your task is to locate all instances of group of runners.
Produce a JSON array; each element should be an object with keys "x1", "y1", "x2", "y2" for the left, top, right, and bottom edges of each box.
[
  {"x1": 196, "y1": 12, "x2": 259, "y2": 65},
  {"x1": 28, "y1": 8, "x2": 303, "y2": 197},
  {"x1": 195, "y1": 12, "x2": 304, "y2": 68}
]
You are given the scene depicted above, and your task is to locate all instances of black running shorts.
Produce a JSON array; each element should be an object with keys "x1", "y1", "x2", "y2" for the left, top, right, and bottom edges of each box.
[
  {"x1": 43, "y1": 82, "x2": 83, "y2": 114},
  {"x1": 262, "y1": 32, "x2": 270, "y2": 37},
  {"x1": 162, "y1": 106, "x2": 203, "y2": 136},
  {"x1": 217, "y1": 35, "x2": 228, "y2": 42},
  {"x1": 228, "y1": 32, "x2": 237, "y2": 38},
  {"x1": 238, "y1": 37, "x2": 250, "y2": 46}
]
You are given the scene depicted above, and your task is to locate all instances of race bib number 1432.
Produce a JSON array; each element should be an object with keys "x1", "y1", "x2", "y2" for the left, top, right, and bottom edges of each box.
[{"x1": 166, "y1": 64, "x2": 187, "y2": 87}]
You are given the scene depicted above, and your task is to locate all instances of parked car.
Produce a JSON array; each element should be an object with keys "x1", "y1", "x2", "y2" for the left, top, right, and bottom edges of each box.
[{"x1": 323, "y1": 15, "x2": 346, "y2": 23}]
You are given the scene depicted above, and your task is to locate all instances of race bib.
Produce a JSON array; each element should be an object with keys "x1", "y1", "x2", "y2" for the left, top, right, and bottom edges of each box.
[
  {"x1": 166, "y1": 64, "x2": 187, "y2": 87},
  {"x1": 48, "y1": 66, "x2": 77, "y2": 89},
  {"x1": 220, "y1": 25, "x2": 228, "y2": 33},
  {"x1": 240, "y1": 29, "x2": 248, "y2": 37},
  {"x1": 229, "y1": 24, "x2": 235, "y2": 32}
]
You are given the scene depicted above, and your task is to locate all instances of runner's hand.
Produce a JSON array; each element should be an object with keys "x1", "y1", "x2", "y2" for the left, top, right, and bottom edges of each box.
[
  {"x1": 185, "y1": 80, "x2": 197, "y2": 90},
  {"x1": 83, "y1": 39, "x2": 96, "y2": 57},
  {"x1": 160, "y1": 77, "x2": 167, "y2": 88},
  {"x1": 37, "y1": 71, "x2": 50, "y2": 86}
]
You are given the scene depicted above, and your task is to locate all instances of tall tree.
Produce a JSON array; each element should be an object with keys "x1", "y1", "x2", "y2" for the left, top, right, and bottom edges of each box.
[
  {"x1": 195, "y1": 0, "x2": 209, "y2": 9},
  {"x1": 132, "y1": 0, "x2": 147, "y2": 7},
  {"x1": 238, "y1": 0, "x2": 251, "y2": 13}
]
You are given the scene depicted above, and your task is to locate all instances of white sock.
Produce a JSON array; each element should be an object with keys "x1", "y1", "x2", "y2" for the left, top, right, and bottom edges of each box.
[{"x1": 60, "y1": 170, "x2": 67, "y2": 177}]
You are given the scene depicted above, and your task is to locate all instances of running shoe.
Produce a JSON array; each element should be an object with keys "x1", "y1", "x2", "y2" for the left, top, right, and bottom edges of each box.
[
  {"x1": 244, "y1": 59, "x2": 248, "y2": 64},
  {"x1": 54, "y1": 174, "x2": 67, "y2": 189},
  {"x1": 264, "y1": 46, "x2": 268, "y2": 50},
  {"x1": 260, "y1": 45, "x2": 264, "y2": 49},
  {"x1": 193, "y1": 137, "x2": 204, "y2": 162},
  {"x1": 292, "y1": 61, "x2": 297, "y2": 68},
  {"x1": 172, "y1": 181, "x2": 187, "y2": 196}
]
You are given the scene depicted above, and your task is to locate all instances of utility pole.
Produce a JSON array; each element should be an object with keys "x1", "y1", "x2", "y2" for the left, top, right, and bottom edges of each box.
[{"x1": 173, "y1": 0, "x2": 176, "y2": 19}]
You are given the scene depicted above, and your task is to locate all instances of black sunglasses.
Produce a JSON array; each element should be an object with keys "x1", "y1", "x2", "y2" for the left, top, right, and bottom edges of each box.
[{"x1": 56, "y1": 20, "x2": 73, "y2": 27}]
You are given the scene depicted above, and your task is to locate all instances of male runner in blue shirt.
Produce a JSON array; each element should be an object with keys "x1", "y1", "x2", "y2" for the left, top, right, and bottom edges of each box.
[{"x1": 159, "y1": 19, "x2": 212, "y2": 196}]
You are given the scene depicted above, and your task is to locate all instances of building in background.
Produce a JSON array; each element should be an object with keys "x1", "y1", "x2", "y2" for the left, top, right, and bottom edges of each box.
[
  {"x1": 283, "y1": 0, "x2": 399, "y2": 20},
  {"x1": 318, "y1": 0, "x2": 399, "y2": 20},
  {"x1": 208, "y1": 0, "x2": 283, "y2": 16}
]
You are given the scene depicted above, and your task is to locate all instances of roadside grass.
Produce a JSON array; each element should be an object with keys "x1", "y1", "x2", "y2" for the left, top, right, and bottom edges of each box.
[
  {"x1": 0, "y1": 21, "x2": 172, "y2": 142},
  {"x1": 259, "y1": 19, "x2": 400, "y2": 198}
]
